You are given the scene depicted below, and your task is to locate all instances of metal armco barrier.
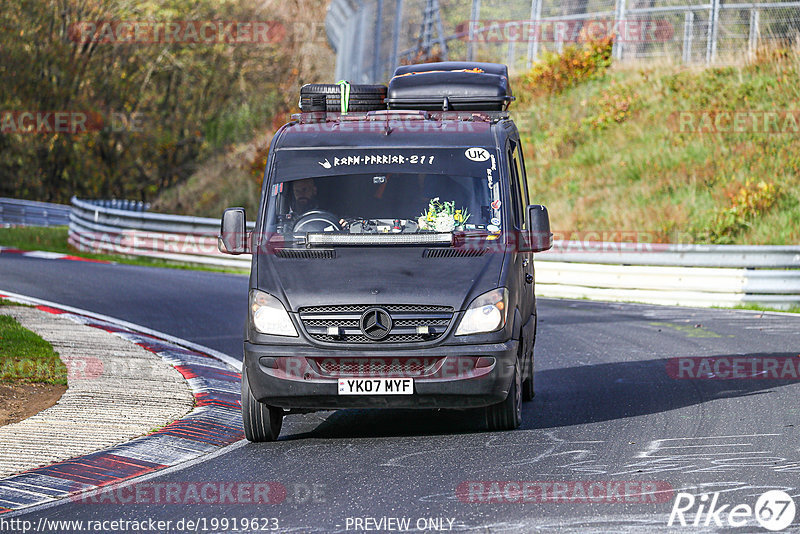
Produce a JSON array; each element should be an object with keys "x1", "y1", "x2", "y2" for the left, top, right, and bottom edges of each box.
[
  {"x1": 536, "y1": 242, "x2": 800, "y2": 309},
  {"x1": 67, "y1": 197, "x2": 800, "y2": 308},
  {"x1": 0, "y1": 198, "x2": 71, "y2": 227},
  {"x1": 68, "y1": 197, "x2": 252, "y2": 269}
]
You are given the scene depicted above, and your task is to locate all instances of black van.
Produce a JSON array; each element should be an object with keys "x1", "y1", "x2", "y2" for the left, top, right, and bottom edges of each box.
[{"x1": 219, "y1": 62, "x2": 552, "y2": 441}]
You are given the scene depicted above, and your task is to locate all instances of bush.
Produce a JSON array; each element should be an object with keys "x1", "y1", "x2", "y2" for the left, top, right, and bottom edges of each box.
[
  {"x1": 705, "y1": 180, "x2": 782, "y2": 243},
  {"x1": 582, "y1": 82, "x2": 638, "y2": 130},
  {"x1": 519, "y1": 37, "x2": 613, "y2": 98}
]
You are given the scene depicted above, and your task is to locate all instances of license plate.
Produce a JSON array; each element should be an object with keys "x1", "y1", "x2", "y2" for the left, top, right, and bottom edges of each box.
[{"x1": 337, "y1": 378, "x2": 414, "y2": 395}]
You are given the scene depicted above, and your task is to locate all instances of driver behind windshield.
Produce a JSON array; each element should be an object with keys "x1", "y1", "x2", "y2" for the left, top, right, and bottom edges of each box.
[{"x1": 290, "y1": 178, "x2": 319, "y2": 215}]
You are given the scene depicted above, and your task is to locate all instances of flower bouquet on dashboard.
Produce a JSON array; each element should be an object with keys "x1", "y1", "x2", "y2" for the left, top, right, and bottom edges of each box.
[{"x1": 417, "y1": 197, "x2": 471, "y2": 232}]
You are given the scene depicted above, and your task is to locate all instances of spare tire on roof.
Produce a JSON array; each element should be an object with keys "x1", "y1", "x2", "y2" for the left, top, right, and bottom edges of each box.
[{"x1": 299, "y1": 83, "x2": 387, "y2": 112}]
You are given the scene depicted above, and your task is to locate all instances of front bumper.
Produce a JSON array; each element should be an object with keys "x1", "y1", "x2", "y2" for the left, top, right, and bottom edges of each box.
[{"x1": 244, "y1": 340, "x2": 518, "y2": 410}]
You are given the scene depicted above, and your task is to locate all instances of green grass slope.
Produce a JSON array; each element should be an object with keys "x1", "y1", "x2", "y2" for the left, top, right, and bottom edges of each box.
[{"x1": 514, "y1": 44, "x2": 800, "y2": 244}]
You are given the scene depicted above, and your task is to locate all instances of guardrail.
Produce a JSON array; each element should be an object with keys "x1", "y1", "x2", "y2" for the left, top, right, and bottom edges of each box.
[
  {"x1": 66, "y1": 197, "x2": 799, "y2": 308},
  {"x1": 68, "y1": 196, "x2": 252, "y2": 269},
  {"x1": 0, "y1": 198, "x2": 71, "y2": 227},
  {"x1": 535, "y1": 242, "x2": 800, "y2": 309}
]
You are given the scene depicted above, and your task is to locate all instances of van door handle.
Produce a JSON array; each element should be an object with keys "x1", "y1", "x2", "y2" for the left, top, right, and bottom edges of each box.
[{"x1": 525, "y1": 273, "x2": 533, "y2": 284}]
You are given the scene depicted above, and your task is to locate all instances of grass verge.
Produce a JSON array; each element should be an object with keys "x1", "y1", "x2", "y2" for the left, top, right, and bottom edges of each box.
[
  {"x1": 726, "y1": 303, "x2": 800, "y2": 314},
  {"x1": 0, "y1": 313, "x2": 67, "y2": 385},
  {"x1": 0, "y1": 226, "x2": 248, "y2": 274}
]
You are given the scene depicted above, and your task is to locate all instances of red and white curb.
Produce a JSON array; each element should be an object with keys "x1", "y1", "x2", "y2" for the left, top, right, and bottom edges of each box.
[
  {"x1": 0, "y1": 291, "x2": 244, "y2": 514},
  {"x1": 0, "y1": 247, "x2": 110, "y2": 264}
]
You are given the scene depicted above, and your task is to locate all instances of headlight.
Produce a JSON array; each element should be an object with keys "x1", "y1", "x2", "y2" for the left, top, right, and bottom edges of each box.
[
  {"x1": 250, "y1": 290, "x2": 297, "y2": 337},
  {"x1": 455, "y1": 288, "x2": 508, "y2": 336}
]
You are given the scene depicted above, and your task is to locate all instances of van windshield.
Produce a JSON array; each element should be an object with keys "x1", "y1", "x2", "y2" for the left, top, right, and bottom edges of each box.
[
  {"x1": 266, "y1": 172, "x2": 502, "y2": 237},
  {"x1": 265, "y1": 148, "x2": 503, "y2": 238}
]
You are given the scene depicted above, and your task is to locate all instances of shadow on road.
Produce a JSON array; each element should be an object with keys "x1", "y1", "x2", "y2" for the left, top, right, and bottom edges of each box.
[{"x1": 278, "y1": 352, "x2": 799, "y2": 440}]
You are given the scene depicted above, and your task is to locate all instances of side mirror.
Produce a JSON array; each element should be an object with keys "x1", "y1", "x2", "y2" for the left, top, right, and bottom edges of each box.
[
  {"x1": 218, "y1": 208, "x2": 250, "y2": 255},
  {"x1": 522, "y1": 204, "x2": 553, "y2": 252}
]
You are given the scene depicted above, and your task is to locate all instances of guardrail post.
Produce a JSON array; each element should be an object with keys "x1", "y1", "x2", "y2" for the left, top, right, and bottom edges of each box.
[
  {"x1": 683, "y1": 11, "x2": 694, "y2": 63},
  {"x1": 526, "y1": 0, "x2": 542, "y2": 68},
  {"x1": 612, "y1": 0, "x2": 627, "y2": 61},
  {"x1": 706, "y1": 0, "x2": 720, "y2": 64},
  {"x1": 748, "y1": 8, "x2": 760, "y2": 57}
]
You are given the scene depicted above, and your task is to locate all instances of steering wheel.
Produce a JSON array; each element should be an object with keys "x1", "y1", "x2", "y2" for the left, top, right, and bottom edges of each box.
[{"x1": 292, "y1": 210, "x2": 342, "y2": 233}]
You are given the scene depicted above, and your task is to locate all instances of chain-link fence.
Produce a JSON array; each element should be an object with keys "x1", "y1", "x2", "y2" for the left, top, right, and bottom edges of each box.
[{"x1": 326, "y1": 0, "x2": 800, "y2": 82}]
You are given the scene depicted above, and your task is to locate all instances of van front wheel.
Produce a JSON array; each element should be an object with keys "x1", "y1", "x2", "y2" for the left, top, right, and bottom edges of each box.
[
  {"x1": 241, "y1": 367, "x2": 283, "y2": 442},
  {"x1": 485, "y1": 358, "x2": 522, "y2": 431}
]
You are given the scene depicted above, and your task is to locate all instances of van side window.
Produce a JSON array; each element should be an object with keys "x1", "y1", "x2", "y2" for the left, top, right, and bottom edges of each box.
[
  {"x1": 507, "y1": 141, "x2": 524, "y2": 230},
  {"x1": 514, "y1": 146, "x2": 530, "y2": 208}
]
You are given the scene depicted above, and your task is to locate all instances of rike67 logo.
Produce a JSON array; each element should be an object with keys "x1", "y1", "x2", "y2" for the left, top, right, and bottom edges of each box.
[{"x1": 668, "y1": 490, "x2": 796, "y2": 531}]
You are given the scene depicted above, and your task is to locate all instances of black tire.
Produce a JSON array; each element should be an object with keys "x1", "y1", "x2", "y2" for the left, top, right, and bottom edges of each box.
[
  {"x1": 522, "y1": 371, "x2": 536, "y2": 402},
  {"x1": 300, "y1": 83, "x2": 387, "y2": 97},
  {"x1": 521, "y1": 361, "x2": 535, "y2": 402},
  {"x1": 522, "y1": 312, "x2": 537, "y2": 401},
  {"x1": 485, "y1": 358, "x2": 522, "y2": 431},
  {"x1": 241, "y1": 367, "x2": 283, "y2": 442},
  {"x1": 300, "y1": 98, "x2": 386, "y2": 113},
  {"x1": 300, "y1": 96, "x2": 385, "y2": 106},
  {"x1": 300, "y1": 84, "x2": 387, "y2": 112},
  {"x1": 521, "y1": 351, "x2": 533, "y2": 401}
]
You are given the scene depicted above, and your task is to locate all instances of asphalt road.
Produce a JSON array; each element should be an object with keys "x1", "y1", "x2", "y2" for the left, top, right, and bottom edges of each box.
[{"x1": 2, "y1": 254, "x2": 800, "y2": 533}]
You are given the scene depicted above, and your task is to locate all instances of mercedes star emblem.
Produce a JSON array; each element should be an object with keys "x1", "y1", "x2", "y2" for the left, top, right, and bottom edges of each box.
[{"x1": 360, "y1": 307, "x2": 393, "y2": 340}]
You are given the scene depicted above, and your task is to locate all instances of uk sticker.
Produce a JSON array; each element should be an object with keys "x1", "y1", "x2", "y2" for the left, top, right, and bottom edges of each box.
[{"x1": 465, "y1": 147, "x2": 490, "y2": 162}]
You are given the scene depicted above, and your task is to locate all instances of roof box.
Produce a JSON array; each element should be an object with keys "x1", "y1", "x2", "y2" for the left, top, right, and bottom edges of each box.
[{"x1": 385, "y1": 62, "x2": 514, "y2": 112}]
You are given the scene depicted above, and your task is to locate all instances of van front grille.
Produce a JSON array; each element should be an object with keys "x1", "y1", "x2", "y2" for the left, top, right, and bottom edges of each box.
[
  {"x1": 308, "y1": 357, "x2": 443, "y2": 377},
  {"x1": 298, "y1": 304, "x2": 454, "y2": 344}
]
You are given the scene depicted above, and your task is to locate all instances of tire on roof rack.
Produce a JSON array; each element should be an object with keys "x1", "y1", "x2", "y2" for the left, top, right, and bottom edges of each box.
[
  {"x1": 300, "y1": 83, "x2": 387, "y2": 112},
  {"x1": 300, "y1": 97, "x2": 387, "y2": 112},
  {"x1": 301, "y1": 83, "x2": 387, "y2": 96}
]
